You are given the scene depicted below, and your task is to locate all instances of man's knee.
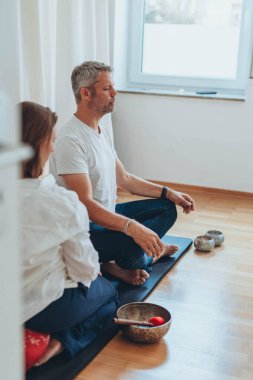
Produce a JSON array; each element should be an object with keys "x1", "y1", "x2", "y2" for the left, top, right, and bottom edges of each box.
[
  {"x1": 170, "y1": 200, "x2": 178, "y2": 223},
  {"x1": 163, "y1": 199, "x2": 178, "y2": 224}
]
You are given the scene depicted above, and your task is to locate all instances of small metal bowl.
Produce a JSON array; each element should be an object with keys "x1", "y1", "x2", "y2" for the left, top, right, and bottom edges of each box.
[
  {"x1": 205, "y1": 230, "x2": 224, "y2": 246},
  {"x1": 194, "y1": 235, "x2": 215, "y2": 252},
  {"x1": 116, "y1": 302, "x2": 172, "y2": 344}
]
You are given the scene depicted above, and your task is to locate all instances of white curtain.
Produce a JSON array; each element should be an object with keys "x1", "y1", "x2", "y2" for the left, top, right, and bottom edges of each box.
[{"x1": 19, "y1": 0, "x2": 113, "y2": 136}]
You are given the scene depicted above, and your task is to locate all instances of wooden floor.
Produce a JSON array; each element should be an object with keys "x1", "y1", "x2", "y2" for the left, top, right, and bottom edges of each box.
[{"x1": 76, "y1": 190, "x2": 253, "y2": 380}]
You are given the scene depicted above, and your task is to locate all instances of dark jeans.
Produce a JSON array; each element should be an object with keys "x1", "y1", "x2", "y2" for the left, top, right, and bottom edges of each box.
[
  {"x1": 90, "y1": 198, "x2": 177, "y2": 272},
  {"x1": 25, "y1": 276, "x2": 118, "y2": 358}
]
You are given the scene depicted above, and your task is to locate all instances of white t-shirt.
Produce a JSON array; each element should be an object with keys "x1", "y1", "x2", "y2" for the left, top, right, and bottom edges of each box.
[
  {"x1": 20, "y1": 174, "x2": 100, "y2": 323},
  {"x1": 50, "y1": 115, "x2": 117, "y2": 212}
]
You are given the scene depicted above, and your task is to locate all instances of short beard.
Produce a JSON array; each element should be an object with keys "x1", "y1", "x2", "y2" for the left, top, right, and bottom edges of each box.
[{"x1": 89, "y1": 86, "x2": 115, "y2": 115}]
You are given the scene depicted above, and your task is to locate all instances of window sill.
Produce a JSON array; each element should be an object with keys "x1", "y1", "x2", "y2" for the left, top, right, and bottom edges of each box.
[{"x1": 116, "y1": 87, "x2": 246, "y2": 101}]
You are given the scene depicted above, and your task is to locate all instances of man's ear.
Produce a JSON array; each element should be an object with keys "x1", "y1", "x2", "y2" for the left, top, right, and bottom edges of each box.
[{"x1": 80, "y1": 87, "x2": 90, "y2": 100}]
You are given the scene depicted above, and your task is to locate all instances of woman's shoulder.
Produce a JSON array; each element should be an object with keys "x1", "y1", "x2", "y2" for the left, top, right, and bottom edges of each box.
[
  {"x1": 19, "y1": 175, "x2": 86, "y2": 226},
  {"x1": 42, "y1": 175, "x2": 81, "y2": 205}
]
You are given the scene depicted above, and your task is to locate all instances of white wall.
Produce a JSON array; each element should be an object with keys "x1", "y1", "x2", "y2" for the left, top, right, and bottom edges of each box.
[{"x1": 112, "y1": 80, "x2": 253, "y2": 193}]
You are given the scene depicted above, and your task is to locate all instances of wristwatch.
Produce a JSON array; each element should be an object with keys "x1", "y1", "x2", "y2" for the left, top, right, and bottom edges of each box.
[{"x1": 160, "y1": 186, "x2": 168, "y2": 199}]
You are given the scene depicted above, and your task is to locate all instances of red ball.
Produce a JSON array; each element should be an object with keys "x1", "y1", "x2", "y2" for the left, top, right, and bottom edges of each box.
[
  {"x1": 149, "y1": 316, "x2": 165, "y2": 326},
  {"x1": 24, "y1": 329, "x2": 50, "y2": 371}
]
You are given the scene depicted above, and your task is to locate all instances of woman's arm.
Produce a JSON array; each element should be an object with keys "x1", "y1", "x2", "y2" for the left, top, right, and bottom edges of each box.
[{"x1": 62, "y1": 230, "x2": 100, "y2": 286}]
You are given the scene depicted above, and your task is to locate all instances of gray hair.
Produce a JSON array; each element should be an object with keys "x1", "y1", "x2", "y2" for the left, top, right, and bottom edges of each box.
[{"x1": 71, "y1": 61, "x2": 112, "y2": 103}]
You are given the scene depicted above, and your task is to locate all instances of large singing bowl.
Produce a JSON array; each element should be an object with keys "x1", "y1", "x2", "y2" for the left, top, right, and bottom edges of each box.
[{"x1": 116, "y1": 302, "x2": 172, "y2": 344}]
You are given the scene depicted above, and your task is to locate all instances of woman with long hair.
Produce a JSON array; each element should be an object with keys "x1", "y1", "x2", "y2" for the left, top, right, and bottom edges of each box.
[{"x1": 20, "y1": 101, "x2": 118, "y2": 367}]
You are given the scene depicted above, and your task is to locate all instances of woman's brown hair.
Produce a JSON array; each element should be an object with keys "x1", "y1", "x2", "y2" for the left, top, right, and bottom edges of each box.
[{"x1": 20, "y1": 101, "x2": 57, "y2": 178}]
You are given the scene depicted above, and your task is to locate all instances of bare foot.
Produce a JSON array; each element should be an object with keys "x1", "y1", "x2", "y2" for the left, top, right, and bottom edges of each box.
[
  {"x1": 34, "y1": 338, "x2": 63, "y2": 367},
  {"x1": 102, "y1": 261, "x2": 149, "y2": 286},
  {"x1": 152, "y1": 244, "x2": 179, "y2": 264}
]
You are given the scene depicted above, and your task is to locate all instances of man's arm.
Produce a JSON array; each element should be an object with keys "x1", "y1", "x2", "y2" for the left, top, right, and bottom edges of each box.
[
  {"x1": 62, "y1": 173, "x2": 126, "y2": 231},
  {"x1": 62, "y1": 173, "x2": 163, "y2": 258},
  {"x1": 116, "y1": 158, "x2": 195, "y2": 214}
]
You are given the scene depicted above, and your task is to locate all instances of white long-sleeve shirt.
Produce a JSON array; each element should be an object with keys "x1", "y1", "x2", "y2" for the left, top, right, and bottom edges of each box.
[{"x1": 19, "y1": 174, "x2": 100, "y2": 323}]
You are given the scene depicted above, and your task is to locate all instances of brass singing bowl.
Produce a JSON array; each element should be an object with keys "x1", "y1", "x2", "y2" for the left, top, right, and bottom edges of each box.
[{"x1": 116, "y1": 302, "x2": 172, "y2": 344}]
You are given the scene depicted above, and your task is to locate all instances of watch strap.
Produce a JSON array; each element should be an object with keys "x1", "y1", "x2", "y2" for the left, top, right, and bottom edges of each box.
[{"x1": 160, "y1": 186, "x2": 168, "y2": 199}]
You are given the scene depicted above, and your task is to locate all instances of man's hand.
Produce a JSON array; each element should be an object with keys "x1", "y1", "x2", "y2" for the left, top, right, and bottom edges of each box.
[
  {"x1": 127, "y1": 221, "x2": 163, "y2": 259},
  {"x1": 167, "y1": 189, "x2": 195, "y2": 214}
]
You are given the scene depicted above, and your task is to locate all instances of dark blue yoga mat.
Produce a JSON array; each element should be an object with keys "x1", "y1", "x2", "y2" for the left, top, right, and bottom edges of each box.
[{"x1": 27, "y1": 235, "x2": 192, "y2": 380}]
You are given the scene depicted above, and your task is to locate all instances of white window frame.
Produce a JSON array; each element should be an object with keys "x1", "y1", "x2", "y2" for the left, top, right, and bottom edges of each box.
[{"x1": 128, "y1": 0, "x2": 253, "y2": 98}]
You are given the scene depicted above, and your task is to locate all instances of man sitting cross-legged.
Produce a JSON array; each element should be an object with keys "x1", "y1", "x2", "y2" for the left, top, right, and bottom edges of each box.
[{"x1": 50, "y1": 61, "x2": 195, "y2": 286}]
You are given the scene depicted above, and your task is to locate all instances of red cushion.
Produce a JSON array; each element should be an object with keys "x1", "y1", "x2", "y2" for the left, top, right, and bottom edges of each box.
[{"x1": 24, "y1": 329, "x2": 50, "y2": 371}]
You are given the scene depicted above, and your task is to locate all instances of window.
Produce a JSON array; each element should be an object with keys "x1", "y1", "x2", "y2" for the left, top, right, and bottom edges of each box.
[{"x1": 128, "y1": 0, "x2": 253, "y2": 98}]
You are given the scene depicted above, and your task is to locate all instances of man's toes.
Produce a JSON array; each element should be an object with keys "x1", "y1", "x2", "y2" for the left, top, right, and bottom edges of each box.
[
  {"x1": 166, "y1": 244, "x2": 179, "y2": 254},
  {"x1": 140, "y1": 270, "x2": 149, "y2": 279},
  {"x1": 133, "y1": 277, "x2": 146, "y2": 286},
  {"x1": 131, "y1": 270, "x2": 149, "y2": 286}
]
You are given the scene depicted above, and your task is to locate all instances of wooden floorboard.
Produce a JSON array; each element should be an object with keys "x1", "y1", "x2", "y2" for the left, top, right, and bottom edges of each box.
[{"x1": 75, "y1": 190, "x2": 253, "y2": 380}]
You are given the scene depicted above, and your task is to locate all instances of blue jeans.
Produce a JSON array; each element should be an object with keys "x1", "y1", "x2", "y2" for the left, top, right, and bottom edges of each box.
[
  {"x1": 25, "y1": 277, "x2": 118, "y2": 358},
  {"x1": 90, "y1": 198, "x2": 177, "y2": 272}
]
